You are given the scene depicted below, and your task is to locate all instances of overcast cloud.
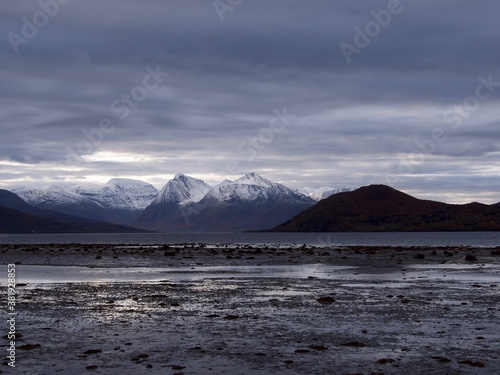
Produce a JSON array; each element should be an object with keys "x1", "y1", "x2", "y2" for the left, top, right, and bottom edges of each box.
[{"x1": 0, "y1": 0, "x2": 499, "y2": 203}]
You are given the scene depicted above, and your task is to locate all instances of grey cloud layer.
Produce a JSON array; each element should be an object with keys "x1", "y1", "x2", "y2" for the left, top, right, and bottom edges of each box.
[{"x1": 0, "y1": 0, "x2": 499, "y2": 203}]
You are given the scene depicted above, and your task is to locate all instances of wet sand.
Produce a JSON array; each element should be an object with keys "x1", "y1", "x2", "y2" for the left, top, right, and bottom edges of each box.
[{"x1": 1, "y1": 244, "x2": 500, "y2": 374}]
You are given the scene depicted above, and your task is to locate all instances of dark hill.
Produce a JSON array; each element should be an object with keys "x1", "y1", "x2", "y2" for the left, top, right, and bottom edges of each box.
[
  {"x1": 0, "y1": 189, "x2": 35, "y2": 212},
  {"x1": 270, "y1": 185, "x2": 500, "y2": 232}
]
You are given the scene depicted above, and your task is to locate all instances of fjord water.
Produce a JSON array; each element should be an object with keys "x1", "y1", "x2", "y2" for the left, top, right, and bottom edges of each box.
[{"x1": 1, "y1": 231, "x2": 499, "y2": 246}]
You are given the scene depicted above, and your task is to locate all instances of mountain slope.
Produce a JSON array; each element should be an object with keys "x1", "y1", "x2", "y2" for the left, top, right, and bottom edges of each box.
[
  {"x1": 300, "y1": 187, "x2": 352, "y2": 201},
  {"x1": 135, "y1": 173, "x2": 315, "y2": 232},
  {"x1": 271, "y1": 185, "x2": 500, "y2": 232},
  {"x1": 14, "y1": 179, "x2": 157, "y2": 226},
  {"x1": 135, "y1": 174, "x2": 211, "y2": 228},
  {"x1": 150, "y1": 173, "x2": 211, "y2": 207},
  {"x1": 71, "y1": 179, "x2": 157, "y2": 211},
  {"x1": 0, "y1": 190, "x2": 149, "y2": 234}
]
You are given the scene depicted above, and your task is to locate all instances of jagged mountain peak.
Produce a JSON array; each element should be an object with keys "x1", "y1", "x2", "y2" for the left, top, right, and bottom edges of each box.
[
  {"x1": 154, "y1": 174, "x2": 211, "y2": 206},
  {"x1": 235, "y1": 172, "x2": 274, "y2": 187}
]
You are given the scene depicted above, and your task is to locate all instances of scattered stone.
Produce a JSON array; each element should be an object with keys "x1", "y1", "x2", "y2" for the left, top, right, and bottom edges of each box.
[
  {"x1": 459, "y1": 360, "x2": 485, "y2": 367},
  {"x1": 171, "y1": 365, "x2": 186, "y2": 370},
  {"x1": 465, "y1": 255, "x2": 477, "y2": 261},
  {"x1": 432, "y1": 356, "x2": 451, "y2": 363},
  {"x1": 85, "y1": 365, "x2": 98, "y2": 370},
  {"x1": 294, "y1": 349, "x2": 310, "y2": 353},
  {"x1": 376, "y1": 358, "x2": 395, "y2": 364},
  {"x1": 18, "y1": 344, "x2": 41, "y2": 350},
  {"x1": 317, "y1": 296, "x2": 335, "y2": 304},
  {"x1": 84, "y1": 349, "x2": 102, "y2": 355},
  {"x1": 223, "y1": 315, "x2": 239, "y2": 320},
  {"x1": 283, "y1": 360, "x2": 294, "y2": 365},
  {"x1": 414, "y1": 254, "x2": 425, "y2": 259},
  {"x1": 131, "y1": 354, "x2": 149, "y2": 362},
  {"x1": 254, "y1": 353, "x2": 266, "y2": 356}
]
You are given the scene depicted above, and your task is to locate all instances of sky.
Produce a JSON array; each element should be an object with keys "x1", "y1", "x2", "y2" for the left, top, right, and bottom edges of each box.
[{"x1": 1, "y1": 0, "x2": 499, "y2": 204}]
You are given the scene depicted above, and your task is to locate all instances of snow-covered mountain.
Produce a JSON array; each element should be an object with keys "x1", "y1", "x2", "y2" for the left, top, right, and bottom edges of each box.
[
  {"x1": 136, "y1": 174, "x2": 211, "y2": 226},
  {"x1": 13, "y1": 185, "x2": 104, "y2": 221},
  {"x1": 71, "y1": 178, "x2": 158, "y2": 211},
  {"x1": 152, "y1": 174, "x2": 211, "y2": 207},
  {"x1": 14, "y1": 179, "x2": 158, "y2": 226},
  {"x1": 300, "y1": 186, "x2": 353, "y2": 201},
  {"x1": 13, "y1": 173, "x2": 339, "y2": 231},
  {"x1": 135, "y1": 172, "x2": 315, "y2": 232},
  {"x1": 14, "y1": 185, "x2": 94, "y2": 207},
  {"x1": 203, "y1": 173, "x2": 311, "y2": 204}
]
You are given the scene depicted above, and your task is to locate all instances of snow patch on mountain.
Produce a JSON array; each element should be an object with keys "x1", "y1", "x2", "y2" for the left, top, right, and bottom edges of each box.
[
  {"x1": 234, "y1": 172, "x2": 275, "y2": 188},
  {"x1": 300, "y1": 186, "x2": 354, "y2": 201},
  {"x1": 14, "y1": 186, "x2": 91, "y2": 207},
  {"x1": 71, "y1": 179, "x2": 158, "y2": 210}
]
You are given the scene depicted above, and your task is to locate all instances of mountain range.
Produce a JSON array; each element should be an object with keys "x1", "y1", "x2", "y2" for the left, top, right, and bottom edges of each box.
[
  {"x1": 7, "y1": 173, "x2": 323, "y2": 233},
  {"x1": 271, "y1": 185, "x2": 500, "y2": 232},
  {"x1": 5, "y1": 176, "x2": 498, "y2": 234},
  {"x1": 134, "y1": 173, "x2": 316, "y2": 232}
]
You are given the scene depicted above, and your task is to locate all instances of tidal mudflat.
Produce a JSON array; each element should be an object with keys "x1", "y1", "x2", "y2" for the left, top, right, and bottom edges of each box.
[{"x1": 1, "y1": 244, "x2": 499, "y2": 374}]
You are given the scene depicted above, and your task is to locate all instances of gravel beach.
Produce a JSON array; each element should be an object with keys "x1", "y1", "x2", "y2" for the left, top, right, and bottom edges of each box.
[{"x1": 1, "y1": 243, "x2": 499, "y2": 374}]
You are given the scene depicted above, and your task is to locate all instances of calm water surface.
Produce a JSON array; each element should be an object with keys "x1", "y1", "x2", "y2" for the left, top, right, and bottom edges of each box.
[{"x1": 1, "y1": 232, "x2": 499, "y2": 246}]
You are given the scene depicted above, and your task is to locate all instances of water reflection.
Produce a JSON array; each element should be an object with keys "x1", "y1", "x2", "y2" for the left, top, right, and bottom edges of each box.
[{"x1": 1, "y1": 263, "x2": 498, "y2": 285}]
